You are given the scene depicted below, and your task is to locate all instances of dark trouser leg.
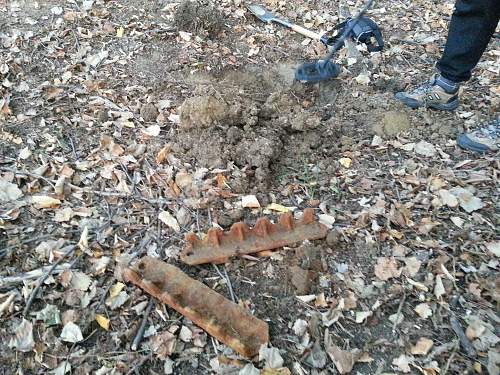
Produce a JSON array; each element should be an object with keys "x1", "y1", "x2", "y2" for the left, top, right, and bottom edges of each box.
[{"x1": 436, "y1": 0, "x2": 500, "y2": 83}]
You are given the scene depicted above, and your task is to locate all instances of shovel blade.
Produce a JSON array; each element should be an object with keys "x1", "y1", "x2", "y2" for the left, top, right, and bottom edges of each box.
[{"x1": 247, "y1": 4, "x2": 275, "y2": 23}]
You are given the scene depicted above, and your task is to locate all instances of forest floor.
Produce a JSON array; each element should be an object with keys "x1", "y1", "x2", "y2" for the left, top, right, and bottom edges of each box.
[{"x1": 0, "y1": 0, "x2": 499, "y2": 374}]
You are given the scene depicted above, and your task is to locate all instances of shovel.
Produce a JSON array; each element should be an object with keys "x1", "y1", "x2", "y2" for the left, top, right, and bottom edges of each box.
[{"x1": 247, "y1": 4, "x2": 331, "y2": 46}]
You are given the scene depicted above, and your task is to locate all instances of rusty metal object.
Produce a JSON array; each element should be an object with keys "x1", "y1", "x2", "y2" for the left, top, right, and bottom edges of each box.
[
  {"x1": 181, "y1": 208, "x2": 327, "y2": 265},
  {"x1": 123, "y1": 257, "x2": 269, "y2": 358}
]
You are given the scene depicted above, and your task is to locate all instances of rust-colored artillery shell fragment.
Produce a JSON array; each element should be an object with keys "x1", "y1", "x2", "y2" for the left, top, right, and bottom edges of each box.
[
  {"x1": 123, "y1": 257, "x2": 269, "y2": 358},
  {"x1": 181, "y1": 208, "x2": 327, "y2": 265}
]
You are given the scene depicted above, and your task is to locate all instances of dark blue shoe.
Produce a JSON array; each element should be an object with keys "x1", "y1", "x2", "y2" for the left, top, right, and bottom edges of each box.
[{"x1": 457, "y1": 117, "x2": 499, "y2": 153}]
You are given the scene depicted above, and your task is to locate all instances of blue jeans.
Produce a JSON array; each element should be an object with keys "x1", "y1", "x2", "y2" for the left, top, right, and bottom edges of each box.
[{"x1": 436, "y1": 0, "x2": 500, "y2": 83}]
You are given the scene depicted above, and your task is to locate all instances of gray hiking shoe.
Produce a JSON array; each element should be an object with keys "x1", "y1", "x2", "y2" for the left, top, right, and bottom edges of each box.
[
  {"x1": 457, "y1": 117, "x2": 499, "y2": 154},
  {"x1": 395, "y1": 75, "x2": 459, "y2": 111}
]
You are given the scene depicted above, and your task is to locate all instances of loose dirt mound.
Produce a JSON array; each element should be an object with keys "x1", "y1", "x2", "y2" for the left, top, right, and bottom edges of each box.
[
  {"x1": 174, "y1": 1, "x2": 224, "y2": 37},
  {"x1": 173, "y1": 67, "x2": 329, "y2": 191}
]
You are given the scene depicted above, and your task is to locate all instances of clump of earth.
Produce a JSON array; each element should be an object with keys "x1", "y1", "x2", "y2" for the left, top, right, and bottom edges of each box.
[
  {"x1": 174, "y1": 1, "x2": 225, "y2": 37},
  {"x1": 174, "y1": 93, "x2": 281, "y2": 191},
  {"x1": 172, "y1": 70, "x2": 325, "y2": 193}
]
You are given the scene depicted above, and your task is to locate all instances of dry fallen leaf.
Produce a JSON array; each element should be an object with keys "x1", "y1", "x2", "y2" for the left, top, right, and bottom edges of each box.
[
  {"x1": 434, "y1": 275, "x2": 446, "y2": 299},
  {"x1": 60, "y1": 322, "x2": 83, "y2": 343},
  {"x1": 465, "y1": 318, "x2": 486, "y2": 341},
  {"x1": 407, "y1": 278, "x2": 429, "y2": 292},
  {"x1": 0, "y1": 293, "x2": 16, "y2": 316},
  {"x1": 339, "y1": 157, "x2": 352, "y2": 168},
  {"x1": 485, "y1": 241, "x2": 500, "y2": 257},
  {"x1": 116, "y1": 26, "x2": 124, "y2": 37},
  {"x1": 318, "y1": 213, "x2": 336, "y2": 228},
  {"x1": 240, "y1": 364, "x2": 260, "y2": 375},
  {"x1": 411, "y1": 337, "x2": 434, "y2": 355},
  {"x1": 8, "y1": 319, "x2": 35, "y2": 352},
  {"x1": 355, "y1": 73, "x2": 370, "y2": 85},
  {"x1": 450, "y1": 216, "x2": 464, "y2": 228},
  {"x1": 150, "y1": 331, "x2": 177, "y2": 360},
  {"x1": 242, "y1": 195, "x2": 260, "y2": 208},
  {"x1": 392, "y1": 354, "x2": 412, "y2": 373},
  {"x1": 265, "y1": 203, "x2": 292, "y2": 213},
  {"x1": 141, "y1": 125, "x2": 161, "y2": 137},
  {"x1": 178, "y1": 31, "x2": 192, "y2": 41},
  {"x1": 106, "y1": 291, "x2": 129, "y2": 310},
  {"x1": 292, "y1": 319, "x2": 308, "y2": 337},
  {"x1": 32, "y1": 195, "x2": 61, "y2": 209},
  {"x1": 158, "y1": 211, "x2": 181, "y2": 232},
  {"x1": 403, "y1": 257, "x2": 422, "y2": 277},
  {"x1": 355, "y1": 311, "x2": 372, "y2": 323},
  {"x1": 70, "y1": 272, "x2": 92, "y2": 291},
  {"x1": 260, "y1": 369, "x2": 291, "y2": 375},
  {"x1": 414, "y1": 303, "x2": 432, "y2": 319},
  {"x1": 156, "y1": 145, "x2": 171, "y2": 164},
  {"x1": 449, "y1": 187, "x2": 485, "y2": 213},
  {"x1": 415, "y1": 140, "x2": 437, "y2": 157},
  {"x1": 0, "y1": 180, "x2": 23, "y2": 202},
  {"x1": 78, "y1": 226, "x2": 89, "y2": 252},
  {"x1": 54, "y1": 207, "x2": 74, "y2": 222},
  {"x1": 179, "y1": 326, "x2": 192, "y2": 342},
  {"x1": 95, "y1": 314, "x2": 110, "y2": 331},
  {"x1": 438, "y1": 189, "x2": 459, "y2": 208},
  {"x1": 374, "y1": 257, "x2": 402, "y2": 281},
  {"x1": 175, "y1": 171, "x2": 193, "y2": 189},
  {"x1": 259, "y1": 346, "x2": 284, "y2": 369},
  {"x1": 109, "y1": 282, "x2": 126, "y2": 298},
  {"x1": 18, "y1": 147, "x2": 32, "y2": 160},
  {"x1": 326, "y1": 344, "x2": 362, "y2": 374}
]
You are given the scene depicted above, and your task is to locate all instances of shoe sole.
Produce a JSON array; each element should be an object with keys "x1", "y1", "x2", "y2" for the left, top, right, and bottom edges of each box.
[
  {"x1": 395, "y1": 94, "x2": 459, "y2": 111},
  {"x1": 457, "y1": 134, "x2": 491, "y2": 153},
  {"x1": 428, "y1": 99, "x2": 459, "y2": 111}
]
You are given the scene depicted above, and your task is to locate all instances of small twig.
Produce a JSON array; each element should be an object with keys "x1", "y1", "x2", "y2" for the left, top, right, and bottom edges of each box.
[
  {"x1": 127, "y1": 234, "x2": 153, "y2": 266},
  {"x1": 196, "y1": 209, "x2": 201, "y2": 232},
  {"x1": 212, "y1": 264, "x2": 236, "y2": 303},
  {"x1": 68, "y1": 136, "x2": 78, "y2": 160},
  {"x1": 126, "y1": 353, "x2": 153, "y2": 375},
  {"x1": 392, "y1": 288, "x2": 406, "y2": 332},
  {"x1": 0, "y1": 167, "x2": 169, "y2": 204},
  {"x1": 131, "y1": 298, "x2": 155, "y2": 351},
  {"x1": 210, "y1": 337, "x2": 219, "y2": 355},
  {"x1": 450, "y1": 315, "x2": 476, "y2": 358},
  {"x1": 23, "y1": 245, "x2": 76, "y2": 317},
  {"x1": 68, "y1": 183, "x2": 169, "y2": 204},
  {"x1": 441, "y1": 343, "x2": 458, "y2": 375},
  {"x1": 223, "y1": 267, "x2": 237, "y2": 303}
]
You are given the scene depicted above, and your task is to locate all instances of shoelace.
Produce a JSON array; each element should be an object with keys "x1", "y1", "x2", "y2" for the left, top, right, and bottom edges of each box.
[{"x1": 411, "y1": 81, "x2": 433, "y2": 95}]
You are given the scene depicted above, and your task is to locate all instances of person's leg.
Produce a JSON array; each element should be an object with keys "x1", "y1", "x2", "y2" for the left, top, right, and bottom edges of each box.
[
  {"x1": 395, "y1": 0, "x2": 500, "y2": 110},
  {"x1": 437, "y1": 0, "x2": 500, "y2": 83}
]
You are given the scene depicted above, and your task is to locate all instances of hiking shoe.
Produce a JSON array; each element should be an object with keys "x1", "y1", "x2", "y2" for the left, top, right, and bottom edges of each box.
[
  {"x1": 395, "y1": 75, "x2": 459, "y2": 111},
  {"x1": 457, "y1": 117, "x2": 499, "y2": 153}
]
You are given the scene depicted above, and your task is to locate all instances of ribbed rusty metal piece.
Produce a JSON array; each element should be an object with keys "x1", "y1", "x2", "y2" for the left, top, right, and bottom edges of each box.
[
  {"x1": 123, "y1": 257, "x2": 269, "y2": 358},
  {"x1": 181, "y1": 208, "x2": 327, "y2": 265}
]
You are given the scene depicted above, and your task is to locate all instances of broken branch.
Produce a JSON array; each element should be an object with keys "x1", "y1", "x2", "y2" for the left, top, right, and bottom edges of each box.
[
  {"x1": 131, "y1": 298, "x2": 155, "y2": 351},
  {"x1": 23, "y1": 245, "x2": 76, "y2": 316}
]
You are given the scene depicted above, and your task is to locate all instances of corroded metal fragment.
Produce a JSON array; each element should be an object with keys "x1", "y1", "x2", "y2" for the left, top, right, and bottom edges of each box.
[
  {"x1": 181, "y1": 208, "x2": 327, "y2": 265},
  {"x1": 123, "y1": 257, "x2": 269, "y2": 358}
]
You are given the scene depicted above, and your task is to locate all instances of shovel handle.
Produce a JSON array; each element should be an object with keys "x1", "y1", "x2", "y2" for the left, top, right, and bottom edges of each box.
[{"x1": 290, "y1": 24, "x2": 324, "y2": 41}]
